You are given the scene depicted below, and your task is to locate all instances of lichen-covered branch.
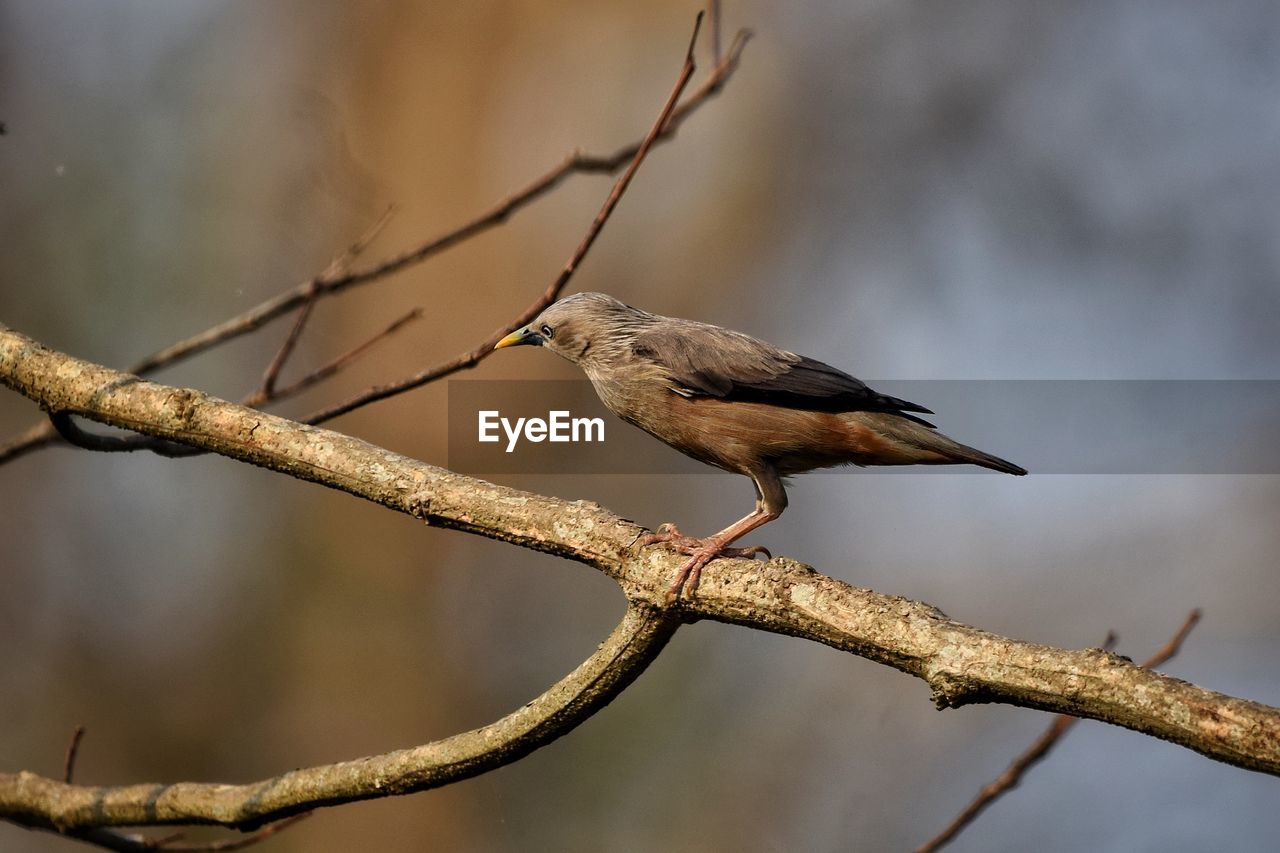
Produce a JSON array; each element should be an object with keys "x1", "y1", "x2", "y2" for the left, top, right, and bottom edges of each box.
[
  {"x1": 916, "y1": 612, "x2": 1199, "y2": 853},
  {"x1": 1, "y1": 601, "x2": 675, "y2": 833},
  {"x1": 3, "y1": 325, "x2": 1279, "y2": 834}
]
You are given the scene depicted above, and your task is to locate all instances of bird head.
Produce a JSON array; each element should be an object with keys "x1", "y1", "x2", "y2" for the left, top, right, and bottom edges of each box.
[{"x1": 494, "y1": 292, "x2": 650, "y2": 367}]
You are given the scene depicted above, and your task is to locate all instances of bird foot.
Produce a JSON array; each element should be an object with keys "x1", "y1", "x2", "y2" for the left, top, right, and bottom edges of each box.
[
  {"x1": 639, "y1": 523, "x2": 771, "y2": 602},
  {"x1": 637, "y1": 522, "x2": 698, "y2": 550}
]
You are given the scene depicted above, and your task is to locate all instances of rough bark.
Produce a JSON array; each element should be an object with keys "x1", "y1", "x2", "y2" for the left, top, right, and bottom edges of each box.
[{"x1": 2, "y1": 323, "x2": 1278, "y2": 834}]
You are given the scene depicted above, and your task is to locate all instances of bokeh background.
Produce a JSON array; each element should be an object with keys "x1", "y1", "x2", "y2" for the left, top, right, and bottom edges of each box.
[{"x1": 3, "y1": 1, "x2": 1279, "y2": 850}]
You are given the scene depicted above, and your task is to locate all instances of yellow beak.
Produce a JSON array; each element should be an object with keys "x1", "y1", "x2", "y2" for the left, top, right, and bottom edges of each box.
[{"x1": 494, "y1": 326, "x2": 540, "y2": 350}]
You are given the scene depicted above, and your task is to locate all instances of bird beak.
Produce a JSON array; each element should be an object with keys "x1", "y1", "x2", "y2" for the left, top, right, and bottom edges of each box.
[{"x1": 494, "y1": 326, "x2": 542, "y2": 350}]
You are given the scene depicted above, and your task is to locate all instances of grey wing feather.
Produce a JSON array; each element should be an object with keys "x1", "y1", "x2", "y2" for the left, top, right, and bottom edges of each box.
[{"x1": 631, "y1": 321, "x2": 934, "y2": 418}]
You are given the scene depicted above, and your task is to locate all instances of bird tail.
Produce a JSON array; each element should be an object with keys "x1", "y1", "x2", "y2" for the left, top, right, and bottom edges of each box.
[
  {"x1": 936, "y1": 440, "x2": 1028, "y2": 475},
  {"x1": 869, "y1": 413, "x2": 1028, "y2": 475}
]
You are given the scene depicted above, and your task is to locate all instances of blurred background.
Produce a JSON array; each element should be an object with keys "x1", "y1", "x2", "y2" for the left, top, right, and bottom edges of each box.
[{"x1": 2, "y1": 1, "x2": 1279, "y2": 850}]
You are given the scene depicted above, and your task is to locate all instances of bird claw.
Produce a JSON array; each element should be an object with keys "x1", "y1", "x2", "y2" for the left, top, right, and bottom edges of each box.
[
  {"x1": 638, "y1": 522, "x2": 695, "y2": 549},
  {"x1": 665, "y1": 549, "x2": 718, "y2": 603},
  {"x1": 644, "y1": 534, "x2": 769, "y2": 560},
  {"x1": 641, "y1": 531, "x2": 772, "y2": 603}
]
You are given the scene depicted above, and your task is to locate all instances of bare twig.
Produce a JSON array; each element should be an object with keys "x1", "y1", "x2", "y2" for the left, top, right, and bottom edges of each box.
[
  {"x1": 72, "y1": 813, "x2": 312, "y2": 852},
  {"x1": 46, "y1": 307, "x2": 423, "y2": 457},
  {"x1": 39, "y1": 209, "x2": 408, "y2": 460},
  {"x1": 325, "y1": 204, "x2": 398, "y2": 279},
  {"x1": 0, "y1": 26, "x2": 749, "y2": 466},
  {"x1": 62, "y1": 726, "x2": 86, "y2": 785},
  {"x1": 124, "y1": 28, "x2": 743, "y2": 377},
  {"x1": 49, "y1": 411, "x2": 205, "y2": 458},
  {"x1": 1142, "y1": 608, "x2": 1203, "y2": 670},
  {"x1": 257, "y1": 206, "x2": 397, "y2": 400},
  {"x1": 160, "y1": 813, "x2": 312, "y2": 851},
  {"x1": 0, "y1": 420, "x2": 60, "y2": 464},
  {"x1": 916, "y1": 611, "x2": 1203, "y2": 853},
  {"x1": 59, "y1": 727, "x2": 312, "y2": 849},
  {"x1": 256, "y1": 285, "x2": 318, "y2": 400},
  {"x1": 253, "y1": 308, "x2": 424, "y2": 406},
  {"x1": 38, "y1": 9, "x2": 713, "y2": 449},
  {"x1": 303, "y1": 13, "x2": 707, "y2": 426}
]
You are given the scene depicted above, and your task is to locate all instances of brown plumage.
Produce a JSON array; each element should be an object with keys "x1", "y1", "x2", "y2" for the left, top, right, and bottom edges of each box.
[{"x1": 496, "y1": 292, "x2": 1026, "y2": 599}]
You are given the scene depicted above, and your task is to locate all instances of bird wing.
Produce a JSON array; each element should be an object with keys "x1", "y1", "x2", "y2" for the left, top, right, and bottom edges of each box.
[{"x1": 630, "y1": 320, "x2": 934, "y2": 418}]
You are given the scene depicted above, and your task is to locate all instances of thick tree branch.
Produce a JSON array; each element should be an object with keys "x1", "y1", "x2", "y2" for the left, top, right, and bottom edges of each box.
[
  {"x1": 917, "y1": 612, "x2": 1200, "y2": 853},
  {"x1": 3, "y1": 325, "x2": 1279, "y2": 842},
  {"x1": 1, "y1": 598, "x2": 675, "y2": 834}
]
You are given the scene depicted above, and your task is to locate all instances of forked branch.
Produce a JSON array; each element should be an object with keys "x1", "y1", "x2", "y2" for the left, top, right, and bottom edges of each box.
[
  {"x1": 2, "y1": 325, "x2": 1278, "y2": 849},
  {"x1": 916, "y1": 611, "x2": 1202, "y2": 853}
]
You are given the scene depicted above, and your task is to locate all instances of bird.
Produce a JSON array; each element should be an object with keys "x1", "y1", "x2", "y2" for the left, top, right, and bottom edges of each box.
[{"x1": 495, "y1": 292, "x2": 1026, "y2": 600}]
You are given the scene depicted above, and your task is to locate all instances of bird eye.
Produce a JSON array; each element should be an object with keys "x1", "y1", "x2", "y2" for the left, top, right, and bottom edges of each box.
[{"x1": 540, "y1": 324, "x2": 554, "y2": 339}]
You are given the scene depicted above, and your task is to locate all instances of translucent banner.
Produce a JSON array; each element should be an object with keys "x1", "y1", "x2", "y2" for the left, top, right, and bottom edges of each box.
[{"x1": 447, "y1": 380, "x2": 1280, "y2": 475}]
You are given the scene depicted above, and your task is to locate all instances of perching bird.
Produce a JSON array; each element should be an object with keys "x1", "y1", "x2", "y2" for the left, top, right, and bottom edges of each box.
[{"x1": 495, "y1": 292, "x2": 1025, "y2": 600}]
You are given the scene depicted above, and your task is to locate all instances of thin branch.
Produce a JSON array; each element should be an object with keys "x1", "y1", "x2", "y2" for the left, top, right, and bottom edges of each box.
[
  {"x1": 72, "y1": 813, "x2": 312, "y2": 852},
  {"x1": 256, "y1": 285, "x2": 318, "y2": 401},
  {"x1": 48, "y1": 411, "x2": 204, "y2": 459},
  {"x1": 6, "y1": 210, "x2": 404, "y2": 463},
  {"x1": 1142, "y1": 608, "x2": 1203, "y2": 669},
  {"x1": 61, "y1": 729, "x2": 311, "y2": 849},
  {"x1": 159, "y1": 813, "x2": 312, "y2": 851},
  {"x1": 0, "y1": 419, "x2": 60, "y2": 464},
  {"x1": 254, "y1": 308, "x2": 424, "y2": 406},
  {"x1": 302, "y1": 13, "x2": 707, "y2": 426},
  {"x1": 915, "y1": 633, "x2": 1122, "y2": 853},
  {"x1": 0, "y1": 28, "x2": 750, "y2": 467},
  {"x1": 37, "y1": 8, "x2": 709, "y2": 451},
  {"x1": 62, "y1": 727, "x2": 86, "y2": 785},
  {"x1": 114, "y1": 25, "x2": 742, "y2": 376},
  {"x1": 325, "y1": 204, "x2": 398, "y2": 279},
  {"x1": 916, "y1": 610, "x2": 1202, "y2": 853},
  {"x1": 45, "y1": 307, "x2": 423, "y2": 457},
  {"x1": 257, "y1": 206, "x2": 397, "y2": 400}
]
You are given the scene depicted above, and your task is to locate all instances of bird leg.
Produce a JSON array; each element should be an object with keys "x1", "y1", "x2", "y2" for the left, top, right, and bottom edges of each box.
[{"x1": 641, "y1": 466, "x2": 788, "y2": 602}]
